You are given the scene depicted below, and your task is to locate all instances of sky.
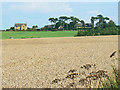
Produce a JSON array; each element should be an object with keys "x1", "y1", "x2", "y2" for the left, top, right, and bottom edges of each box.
[{"x1": 1, "y1": 1, "x2": 119, "y2": 30}]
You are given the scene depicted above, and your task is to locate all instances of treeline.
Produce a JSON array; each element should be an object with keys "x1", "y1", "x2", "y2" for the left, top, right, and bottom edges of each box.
[
  {"x1": 41, "y1": 15, "x2": 91, "y2": 30},
  {"x1": 76, "y1": 14, "x2": 119, "y2": 36},
  {"x1": 5, "y1": 14, "x2": 119, "y2": 36},
  {"x1": 77, "y1": 27, "x2": 118, "y2": 36},
  {"x1": 41, "y1": 14, "x2": 117, "y2": 30}
]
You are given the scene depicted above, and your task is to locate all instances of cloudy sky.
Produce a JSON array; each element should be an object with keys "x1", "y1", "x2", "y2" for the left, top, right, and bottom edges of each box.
[{"x1": 1, "y1": 1, "x2": 118, "y2": 29}]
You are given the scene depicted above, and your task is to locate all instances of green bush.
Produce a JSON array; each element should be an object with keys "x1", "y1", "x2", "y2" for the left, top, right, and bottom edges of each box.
[
  {"x1": 77, "y1": 27, "x2": 118, "y2": 36},
  {"x1": 77, "y1": 31, "x2": 85, "y2": 36}
]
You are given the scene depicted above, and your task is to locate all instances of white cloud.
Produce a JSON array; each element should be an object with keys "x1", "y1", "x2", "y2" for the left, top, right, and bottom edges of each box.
[
  {"x1": 88, "y1": 9, "x2": 101, "y2": 15},
  {"x1": 9, "y1": 2, "x2": 72, "y2": 13}
]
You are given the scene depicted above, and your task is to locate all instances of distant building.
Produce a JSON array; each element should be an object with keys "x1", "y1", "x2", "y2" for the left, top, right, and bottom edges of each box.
[
  {"x1": 58, "y1": 25, "x2": 63, "y2": 30},
  {"x1": 14, "y1": 23, "x2": 27, "y2": 30}
]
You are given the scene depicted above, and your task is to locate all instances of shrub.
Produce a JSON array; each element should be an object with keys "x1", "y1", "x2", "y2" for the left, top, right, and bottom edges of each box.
[
  {"x1": 77, "y1": 31, "x2": 85, "y2": 36},
  {"x1": 77, "y1": 27, "x2": 118, "y2": 36}
]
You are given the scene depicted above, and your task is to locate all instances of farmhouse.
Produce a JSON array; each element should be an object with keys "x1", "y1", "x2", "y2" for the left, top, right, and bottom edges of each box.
[{"x1": 14, "y1": 23, "x2": 27, "y2": 30}]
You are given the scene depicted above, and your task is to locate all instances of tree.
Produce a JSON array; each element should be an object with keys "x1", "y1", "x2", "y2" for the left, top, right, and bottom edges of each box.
[
  {"x1": 96, "y1": 14, "x2": 103, "y2": 28},
  {"x1": 70, "y1": 16, "x2": 80, "y2": 23},
  {"x1": 49, "y1": 18, "x2": 55, "y2": 24},
  {"x1": 80, "y1": 20, "x2": 85, "y2": 28},
  {"x1": 70, "y1": 16, "x2": 80, "y2": 30},
  {"x1": 32, "y1": 25, "x2": 38, "y2": 29},
  {"x1": 65, "y1": 17, "x2": 70, "y2": 30},
  {"x1": 53, "y1": 18, "x2": 58, "y2": 29},
  {"x1": 59, "y1": 16, "x2": 68, "y2": 30},
  {"x1": 108, "y1": 20, "x2": 116, "y2": 27},
  {"x1": 10, "y1": 27, "x2": 15, "y2": 31},
  {"x1": 90, "y1": 16, "x2": 97, "y2": 28},
  {"x1": 54, "y1": 18, "x2": 58, "y2": 23},
  {"x1": 48, "y1": 17, "x2": 58, "y2": 29},
  {"x1": 96, "y1": 14, "x2": 109, "y2": 28},
  {"x1": 55, "y1": 19, "x2": 62, "y2": 29}
]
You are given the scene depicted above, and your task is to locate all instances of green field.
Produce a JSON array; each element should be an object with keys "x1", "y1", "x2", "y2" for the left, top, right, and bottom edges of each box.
[{"x1": 1, "y1": 31, "x2": 78, "y2": 39}]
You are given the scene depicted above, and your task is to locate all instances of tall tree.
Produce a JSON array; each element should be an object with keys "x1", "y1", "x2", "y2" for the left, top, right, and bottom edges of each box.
[
  {"x1": 96, "y1": 14, "x2": 109, "y2": 28},
  {"x1": 65, "y1": 17, "x2": 70, "y2": 30},
  {"x1": 90, "y1": 16, "x2": 97, "y2": 28},
  {"x1": 49, "y1": 18, "x2": 55, "y2": 24},
  {"x1": 54, "y1": 18, "x2": 58, "y2": 24},
  {"x1": 96, "y1": 14, "x2": 104, "y2": 28},
  {"x1": 108, "y1": 20, "x2": 116, "y2": 27},
  {"x1": 59, "y1": 16, "x2": 68, "y2": 30},
  {"x1": 49, "y1": 17, "x2": 58, "y2": 29},
  {"x1": 103, "y1": 17, "x2": 109, "y2": 23},
  {"x1": 80, "y1": 20, "x2": 85, "y2": 28},
  {"x1": 70, "y1": 16, "x2": 80, "y2": 29},
  {"x1": 70, "y1": 16, "x2": 80, "y2": 23},
  {"x1": 32, "y1": 25, "x2": 38, "y2": 29}
]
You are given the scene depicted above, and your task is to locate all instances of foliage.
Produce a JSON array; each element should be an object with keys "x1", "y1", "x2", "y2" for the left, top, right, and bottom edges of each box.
[
  {"x1": 47, "y1": 14, "x2": 116, "y2": 31},
  {"x1": 77, "y1": 23, "x2": 118, "y2": 36},
  {"x1": 10, "y1": 27, "x2": 15, "y2": 30},
  {"x1": 32, "y1": 25, "x2": 38, "y2": 29},
  {"x1": 77, "y1": 27, "x2": 118, "y2": 36},
  {"x1": 48, "y1": 16, "x2": 85, "y2": 30}
]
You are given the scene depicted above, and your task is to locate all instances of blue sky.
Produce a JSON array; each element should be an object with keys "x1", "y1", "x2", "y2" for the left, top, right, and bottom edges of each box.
[{"x1": 1, "y1": 2, "x2": 118, "y2": 30}]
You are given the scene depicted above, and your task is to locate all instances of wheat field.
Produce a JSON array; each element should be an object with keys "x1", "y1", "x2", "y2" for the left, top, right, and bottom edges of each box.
[{"x1": 2, "y1": 35, "x2": 118, "y2": 88}]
